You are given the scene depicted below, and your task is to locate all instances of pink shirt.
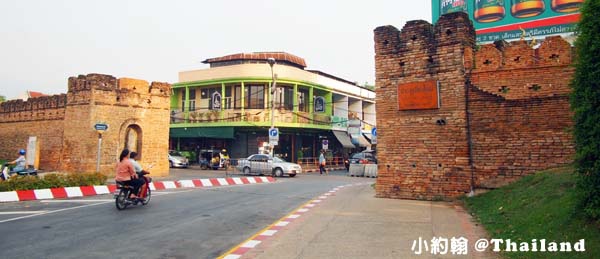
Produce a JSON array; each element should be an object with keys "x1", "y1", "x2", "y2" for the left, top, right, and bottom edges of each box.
[{"x1": 115, "y1": 158, "x2": 136, "y2": 182}]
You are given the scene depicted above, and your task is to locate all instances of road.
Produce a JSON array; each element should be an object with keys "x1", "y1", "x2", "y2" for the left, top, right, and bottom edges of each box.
[{"x1": 0, "y1": 170, "x2": 371, "y2": 259}]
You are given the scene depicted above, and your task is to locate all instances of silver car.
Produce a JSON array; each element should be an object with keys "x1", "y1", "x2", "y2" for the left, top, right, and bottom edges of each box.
[
  {"x1": 237, "y1": 154, "x2": 302, "y2": 177},
  {"x1": 168, "y1": 150, "x2": 189, "y2": 168}
]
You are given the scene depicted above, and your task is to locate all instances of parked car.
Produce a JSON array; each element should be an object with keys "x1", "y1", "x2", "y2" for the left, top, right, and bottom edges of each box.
[
  {"x1": 345, "y1": 150, "x2": 377, "y2": 170},
  {"x1": 236, "y1": 154, "x2": 302, "y2": 177},
  {"x1": 168, "y1": 150, "x2": 189, "y2": 168}
]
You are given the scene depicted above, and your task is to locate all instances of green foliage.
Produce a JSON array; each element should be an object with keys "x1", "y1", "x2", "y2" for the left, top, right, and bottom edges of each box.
[
  {"x1": 0, "y1": 172, "x2": 108, "y2": 191},
  {"x1": 464, "y1": 167, "x2": 600, "y2": 258},
  {"x1": 570, "y1": 0, "x2": 600, "y2": 219},
  {"x1": 0, "y1": 95, "x2": 5, "y2": 103}
]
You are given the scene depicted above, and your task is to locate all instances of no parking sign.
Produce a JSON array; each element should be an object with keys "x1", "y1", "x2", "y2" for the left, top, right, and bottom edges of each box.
[{"x1": 322, "y1": 139, "x2": 328, "y2": 150}]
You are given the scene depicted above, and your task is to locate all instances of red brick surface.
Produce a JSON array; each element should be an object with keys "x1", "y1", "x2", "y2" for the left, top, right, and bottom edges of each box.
[
  {"x1": 374, "y1": 12, "x2": 575, "y2": 199},
  {"x1": 0, "y1": 73, "x2": 172, "y2": 177}
]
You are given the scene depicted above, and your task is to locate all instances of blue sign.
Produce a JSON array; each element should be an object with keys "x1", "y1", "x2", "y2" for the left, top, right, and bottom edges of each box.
[
  {"x1": 314, "y1": 96, "x2": 325, "y2": 113},
  {"x1": 269, "y1": 128, "x2": 278, "y2": 137},
  {"x1": 371, "y1": 127, "x2": 377, "y2": 137},
  {"x1": 269, "y1": 128, "x2": 279, "y2": 143},
  {"x1": 94, "y1": 123, "x2": 108, "y2": 131}
]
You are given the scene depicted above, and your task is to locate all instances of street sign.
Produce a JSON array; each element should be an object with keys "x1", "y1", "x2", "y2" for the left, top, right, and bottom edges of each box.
[
  {"x1": 371, "y1": 127, "x2": 378, "y2": 145},
  {"x1": 322, "y1": 139, "x2": 328, "y2": 150},
  {"x1": 94, "y1": 123, "x2": 108, "y2": 133},
  {"x1": 269, "y1": 128, "x2": 279, "y2": 145}
]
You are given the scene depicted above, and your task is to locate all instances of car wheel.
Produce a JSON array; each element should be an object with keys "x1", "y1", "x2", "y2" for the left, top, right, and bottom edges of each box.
[
  {"x1": 274, "y1": 168, "x2": 283, "y2": 177},
  {"x1": 243, "y1": 167, "x2": 251, "y2": 175}
]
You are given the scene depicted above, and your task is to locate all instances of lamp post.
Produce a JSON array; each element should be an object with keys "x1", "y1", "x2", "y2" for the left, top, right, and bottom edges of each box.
[{"x1": 267, "y1": 58, "x2": 277, "y2": 156}]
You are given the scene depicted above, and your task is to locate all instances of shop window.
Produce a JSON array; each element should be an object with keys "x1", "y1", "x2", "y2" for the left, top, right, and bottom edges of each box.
[
  {"x1": 248, "y1": 85, "x2": 265, "y2": 109},
  {"x1": 275, "y1": 86, "x2": 294, "y2": 110},
  {"x1": 298, "y1": 89, "x2": 309, "y2": 112}
]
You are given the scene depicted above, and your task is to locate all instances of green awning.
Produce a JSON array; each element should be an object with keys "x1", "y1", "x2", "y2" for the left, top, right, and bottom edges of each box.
[{"x1": 170, "y1": 127, "x2": 235, "y2": 139}]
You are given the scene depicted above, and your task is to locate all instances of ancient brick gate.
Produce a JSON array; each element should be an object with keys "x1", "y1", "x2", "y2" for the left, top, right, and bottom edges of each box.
[
  {"x1": 0, "y1": 74, "x2": 171, "y2": 176},
  {"x1": 374, "y1": 12, "x2": 574, "y2": 200}
]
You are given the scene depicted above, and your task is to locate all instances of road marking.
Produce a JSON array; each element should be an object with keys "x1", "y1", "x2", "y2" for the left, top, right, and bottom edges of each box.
[
  {"x1": 40, "y1": 199, "x2": 113, "y2": 203},
  {"x1": 0, "y1": 188, "x2": 197, "y2": 224},
  {"x1": 0, "y1": 211, "x2": 48, "y2": 215}
]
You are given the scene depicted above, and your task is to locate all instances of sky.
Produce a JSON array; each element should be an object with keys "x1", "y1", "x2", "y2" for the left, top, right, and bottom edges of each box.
[{"x1": 0, "y1": 0, "x2": 432, "y2": 100}]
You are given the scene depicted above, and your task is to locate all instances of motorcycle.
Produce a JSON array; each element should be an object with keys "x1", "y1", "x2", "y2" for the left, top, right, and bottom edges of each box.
[
  {"x1": 1, "y1": 164, "x2": 37, "y2": 180},
  {"x1": 114, "y1": 168, "x2": 152, "y2": 210}
]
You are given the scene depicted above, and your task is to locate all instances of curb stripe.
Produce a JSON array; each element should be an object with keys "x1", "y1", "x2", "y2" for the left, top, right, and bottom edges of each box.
[
  {"x1": 217, "y1": 178, "x2": 229, "y2": 186},
  {"x1": 50, "y1": 188, "x2": 67, "y2": 199},
  {"x1": 34, "y1": 189, "x2": 53, "y2": 200},
  {"x1": 80, "y1": 186, "x2": 96, "y2": 196},
  {"x1": 210, "y1": 178, "x2": 221, "y2": 186},
  {"x1": 16, "y1": 190, "x2": 36, "y2": 201}
]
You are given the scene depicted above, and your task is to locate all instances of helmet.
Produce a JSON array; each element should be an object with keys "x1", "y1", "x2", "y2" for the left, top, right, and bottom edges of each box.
[
  {"x1": 221, "y1": 149, "x2": 227, "y2": 153},
  {"x1": 19, "y1": 149, "x2": 26, "y2": 155}
]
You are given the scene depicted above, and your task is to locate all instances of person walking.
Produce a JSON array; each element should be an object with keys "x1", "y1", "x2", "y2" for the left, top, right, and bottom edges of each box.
[{"x1": 319, "y1": 149, "x2": 327, "y2": 175}]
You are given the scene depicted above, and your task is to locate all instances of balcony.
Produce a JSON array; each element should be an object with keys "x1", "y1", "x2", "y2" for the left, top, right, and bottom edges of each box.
[{"x1": 170, "y1": 108, "x2": 334, "y2": 129}]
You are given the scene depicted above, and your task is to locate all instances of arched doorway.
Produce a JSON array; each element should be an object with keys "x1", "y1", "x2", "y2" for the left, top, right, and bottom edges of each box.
[{"x1": 124, "y1": 124, "x2": 143, "y2": 158}]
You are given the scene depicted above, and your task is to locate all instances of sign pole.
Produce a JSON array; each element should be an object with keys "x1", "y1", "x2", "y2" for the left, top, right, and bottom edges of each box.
[
  {"x1": 93, "y1": 123, "x2": 108, "y2": 172},
  {"x1": 96, "y1": 133, "x2": 102, "y2": 172}
]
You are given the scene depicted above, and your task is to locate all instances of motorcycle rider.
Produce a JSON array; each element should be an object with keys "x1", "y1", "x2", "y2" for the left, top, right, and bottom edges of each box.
[
  {"x1": 1, "y1": 149, "x2": 27, "y2": 180},
  {"x1": 115, "y1": 149, "x2": 144, "y2": 199},
  {"x1": 129, "y1": 151, "x2": 150, "y2": 199}
]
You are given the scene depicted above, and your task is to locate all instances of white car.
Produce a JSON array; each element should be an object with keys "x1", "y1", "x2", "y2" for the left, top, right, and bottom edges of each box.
[
  {"x1": 168, "y1": 150, "x2": 189, "y2": 168},
  {"x1": 237, "y1": 154, "x2": 302, "y2": 177}
]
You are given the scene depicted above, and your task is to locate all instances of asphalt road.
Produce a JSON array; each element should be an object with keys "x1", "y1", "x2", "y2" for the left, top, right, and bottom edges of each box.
[{"x1": 0, "y1": 170, "x2": 370, "y2": 259}]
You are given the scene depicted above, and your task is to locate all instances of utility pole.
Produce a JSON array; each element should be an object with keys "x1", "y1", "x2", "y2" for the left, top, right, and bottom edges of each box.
[{"x1": 267, "y1": 58, "x2": 277, "y2": 156}]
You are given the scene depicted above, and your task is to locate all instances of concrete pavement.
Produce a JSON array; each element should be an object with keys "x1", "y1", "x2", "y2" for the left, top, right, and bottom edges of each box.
[{"x1": 241, "y1": 183, "x2": 498, "y2": 259}]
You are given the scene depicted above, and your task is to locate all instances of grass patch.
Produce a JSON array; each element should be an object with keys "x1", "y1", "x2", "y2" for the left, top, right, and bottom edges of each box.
[{"x1": 464, "y1": 167, "x2": 600, "y2": 258}]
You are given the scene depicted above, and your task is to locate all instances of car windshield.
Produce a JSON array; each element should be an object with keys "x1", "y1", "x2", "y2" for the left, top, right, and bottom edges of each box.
[
  {"x1": 169, "y1": 151, "x2": 183, "y2": 156},
  {"x1": 272, "y1": 157, "x2": 286, "y2": 163},
  {"x1": 351, "y1": 153, "x2": 363, "y2": 159}
]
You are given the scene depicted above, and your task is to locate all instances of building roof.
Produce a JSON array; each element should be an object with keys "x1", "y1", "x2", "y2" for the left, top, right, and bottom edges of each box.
[
  {"x1": 28, "y1": 91, "x2": 48, "y2": 98},
  {"x1": 202, "y1": 52, "x2": 307, "y2": 69}
]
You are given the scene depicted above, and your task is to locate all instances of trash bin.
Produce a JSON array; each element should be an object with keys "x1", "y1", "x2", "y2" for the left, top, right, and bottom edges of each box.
[{"x1": 348, "y1": 163, "x2": 365, "y2": 177}]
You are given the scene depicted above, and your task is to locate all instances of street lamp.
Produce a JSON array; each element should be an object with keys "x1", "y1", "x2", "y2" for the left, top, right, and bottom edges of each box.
[{"x1": 267, "y1": 58, "x2": 277, "y2": 156}]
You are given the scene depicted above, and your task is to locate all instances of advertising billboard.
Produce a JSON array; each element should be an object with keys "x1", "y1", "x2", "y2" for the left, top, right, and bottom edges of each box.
[{"x1": 432, "y1": 0, "x2": 583, "y2": 43}]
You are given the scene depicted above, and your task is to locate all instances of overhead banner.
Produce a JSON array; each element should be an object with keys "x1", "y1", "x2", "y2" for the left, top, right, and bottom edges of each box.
[{"x1": 432, "y1": 0, "x2": 583, "y2": 43}]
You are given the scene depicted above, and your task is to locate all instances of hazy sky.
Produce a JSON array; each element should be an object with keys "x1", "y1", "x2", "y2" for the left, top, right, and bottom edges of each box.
[{"x1": 0, "y1": 1, "x2": 431, "y2": 100}]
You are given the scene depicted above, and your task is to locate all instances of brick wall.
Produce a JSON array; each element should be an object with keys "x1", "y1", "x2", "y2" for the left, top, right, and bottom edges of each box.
[
  {"x1": 374, "y1": 13, "x2": 576, "y2": 200},
  {"x1": 0, "y1": 95, "x2": 67, "y2": 171},
  {"x1": 0, "y1": 73, "x2": 171, "y2": 177},
  {"x1": 374, "y1": 12, "x2": 475, "y2": 200},
  {"x1": 469, "y1": 36, "x2": 575, "y2": 188}
]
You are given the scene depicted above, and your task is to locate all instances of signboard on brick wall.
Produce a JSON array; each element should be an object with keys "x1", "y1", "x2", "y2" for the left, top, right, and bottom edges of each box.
[
  {"x1": 432, "y1": 0, "x2": 582, "y2": 43},
  {"x1": 397, "y1": 81, "x2": 440, "y2": 110}
]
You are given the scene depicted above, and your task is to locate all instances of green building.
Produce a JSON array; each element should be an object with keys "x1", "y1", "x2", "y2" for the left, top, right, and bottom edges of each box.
[{"x1": 169, "y1": 52, "x2": 375, "y2": 163}]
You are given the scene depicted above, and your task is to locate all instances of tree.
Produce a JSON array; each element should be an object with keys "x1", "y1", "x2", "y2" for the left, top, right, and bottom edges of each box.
[
  {"x1": 571, "y1": 0, "x2": 600, "y2": 219},
  {"x1": 0, "y1": 95, "x2": 5, "y2": 103}
]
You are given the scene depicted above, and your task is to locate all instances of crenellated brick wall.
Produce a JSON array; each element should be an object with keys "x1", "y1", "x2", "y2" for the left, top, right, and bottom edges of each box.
[
  {"x1": 469, "y1": 36, "x2": 575, "y2": 188},
  {"x1": 374, "y1": 12, "x2": 575, "y2": 200},
  {"x1": 0, "y1": 73, "x2": 172, "y2": 176}
]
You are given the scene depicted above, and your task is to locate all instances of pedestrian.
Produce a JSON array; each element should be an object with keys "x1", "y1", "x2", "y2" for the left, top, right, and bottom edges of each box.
[{"x1": 319, "y1": 149, "x2": 327, "y2": 175}]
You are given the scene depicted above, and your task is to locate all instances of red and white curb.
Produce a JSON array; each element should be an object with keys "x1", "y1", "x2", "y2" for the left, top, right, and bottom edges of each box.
[
  {"x1": 0, "y1": 176, "x2": 275, "y2": 203},
  {"x1": 218, "y1": 182, "x2": 370, "y2": 259}
]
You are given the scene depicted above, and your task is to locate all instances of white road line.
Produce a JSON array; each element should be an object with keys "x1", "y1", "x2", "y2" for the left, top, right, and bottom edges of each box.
[
  {"x1": 0, "y1": 189, "x2": 198, "y2": 224},
  {"x1": 40, "y1": 199, "x2": 114, "y2": 203},
  {"x1": 0, "y1": 211, "x2": 48, "y2": 215}
]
